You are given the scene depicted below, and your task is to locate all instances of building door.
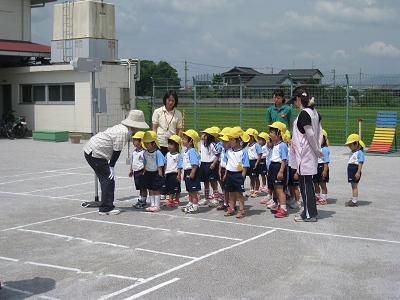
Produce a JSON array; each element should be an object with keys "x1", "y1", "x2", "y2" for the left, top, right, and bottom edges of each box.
[{"x1": 0, "y1": 84, "x2": 12, "y2": 119}]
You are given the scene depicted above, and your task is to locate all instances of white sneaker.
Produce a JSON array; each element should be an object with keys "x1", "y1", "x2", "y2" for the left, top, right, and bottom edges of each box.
[
  {"x1": 160, "y1": 195, "x2": 166, "y2": 200},
  {"x1": 181, "y1": 204, "x2": 191, "y2": 212},
  {"x1": 266, "y1": 201, "x2": 277, "y2": 209},
  {"x1": 198, "y1": 198, "x2": 209, "y2": 206},
  {"x1": 99, "y1": 209, "x2": 121, "y2": 215},
  {"x1": 290, "y1": 201, "x2": 301, "y2": 209},
  {"x1": 166, "y1": 195, "x2": 170, "y2": 200},
  {"x1": 208, "y1": 199, "x2": 219, "y2": 207},
  {"x1": 185, "y1": 205, "x2": 198, "y2": 214}
]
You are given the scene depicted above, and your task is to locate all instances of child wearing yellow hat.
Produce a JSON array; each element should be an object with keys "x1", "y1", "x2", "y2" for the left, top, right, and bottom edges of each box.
[
  {"x1": 345, "y1": 134, "x2": 365, "y2": 207},
  {"x1": 313, "y1": 129, "x2": 330, "y2": 205},
  {"x1": 142, "y1": 131, "x2": 166, "y2": 212},
  {"x1": 217, "y1": 133, "x2": 231, "y2": 211},
  {"x1": 181, "y1": 129, "x2": 202, "y2": 213},
  {"x1": 129, "y1": 131, "x2": 148, "y2": 209},
  {"x1": 267, "y1": 122, "x2": 289, "y2": 218},
  {"x1": 163, "y1": 135, "x2": 183, "y2": 207},
  {"x1": 245, "y1": 128, "x2": 263, "y2": 198},
  {"x1": 258, "y1": 132, "x2": 270, "y2": 196}
]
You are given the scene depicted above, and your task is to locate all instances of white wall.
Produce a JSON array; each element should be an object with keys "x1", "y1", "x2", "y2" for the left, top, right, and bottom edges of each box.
[
  {"x1": 0, "y1": 0, "x2": 31, "y2": 41},
  {"x1": 0, "y1": 63, "x2": 135, "y2": 134}
]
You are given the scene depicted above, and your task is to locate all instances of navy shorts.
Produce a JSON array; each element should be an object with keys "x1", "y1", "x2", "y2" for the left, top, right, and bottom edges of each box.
[
  {"x1": 267, "y1": 162, "x2": 288, "y2": 187},
  {"x1": 258, "y1": 158, "x2": 267, "y2": 176},
  {"x1": 199, "y1": 162, "x2": 219, "y2": 182},
  {"x1": 348, "y1": 164, "x2": 361, "y2": 183},
  {"x1": 141, "y1": 171, "x2": 165, "y2": 191},
  {"x1": 225, "y1": 171, "x2": 245, "y2": 193},
  {"x1": 287, "y1": 167, "x2": 299, "y2": 186},
  {"x1": 220, "y1": 167, "x2": 227, "y2": 190},
  {"x1": 133, "y1": 169, "x2": 144, "y2": 190},
  {"x1": 165, "y1": 172, "x2": 181, "y2": 194},
  {"x1": 184, "y1": 169, "x2": 201, "y2": 192},
  {"x1": 313, "y1": 163, "x2": 330, "y2": 183},
  {"x1": 247, "y1": 159, "x2": 260, "y2": 177}
]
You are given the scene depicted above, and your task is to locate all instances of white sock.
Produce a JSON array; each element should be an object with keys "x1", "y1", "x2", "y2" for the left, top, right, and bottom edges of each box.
[
  {"x1": 352, "y1": 197, "x2": 358, "y2": 203},
  {"x1": 321, "y1": 194, "x2": 327, "y2": 200},
  {"x1": 149, "y1": 195, "x2": 155, "y2": 206},
  {"x1": 188, "y1": 201, "x2": 193, "y2": 206},
  {"x1": 154, "y1": 195, "x2": 161, "y2": 207},
  {"x1": 281, "y1": 204, "x2": 287, "y2": 210},
  {"x1": 193, "y1": 204, "x2": 198, "y2": 209}
]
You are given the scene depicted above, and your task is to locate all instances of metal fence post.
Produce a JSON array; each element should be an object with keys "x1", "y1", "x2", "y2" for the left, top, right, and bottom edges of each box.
[
  {"x1": 193, "y1": 77, "x2": 197, "y2": 130},
  {"x1": 149, "y1": 76, "x2": 155, "y2": 125},
  {"x1": 238, "y1": 75, "x2": 243, "y2": 128},
  {"x1": 345, "y1": 74, "x2": 349, "y2": 140}
]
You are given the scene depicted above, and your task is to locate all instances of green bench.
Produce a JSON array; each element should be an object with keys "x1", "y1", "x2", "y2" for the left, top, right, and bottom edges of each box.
[{"x1": 32, "y1": 130, "x2": 69, "y2": 142}]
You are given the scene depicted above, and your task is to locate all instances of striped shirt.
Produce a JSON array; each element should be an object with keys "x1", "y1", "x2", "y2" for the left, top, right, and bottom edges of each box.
[{"x1": 83, "y1": 124, "x2": 130, "y2": 160}]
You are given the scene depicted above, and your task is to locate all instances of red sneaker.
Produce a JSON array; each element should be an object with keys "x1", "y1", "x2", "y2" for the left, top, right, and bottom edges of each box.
[
  {"x1": 172, "y1": 200, "x2": 180, "y2": 207},
  {"x1": 163, "y1": 200, "x2": 175, "y2": 207},
  {"x1": 316, "y1": 198, "x2": 327, "y2": 205},
  {"x1": 270, "y1": 205, "x2": 280, "y2": 213},
  {"x1": 274, "y1": 208, "x2": 289, "y2": 218}
]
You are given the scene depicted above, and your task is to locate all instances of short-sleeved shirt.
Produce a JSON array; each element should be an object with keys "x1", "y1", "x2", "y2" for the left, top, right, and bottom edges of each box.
[
  {"x1": 348, "y1": 149, "x2": 364, "y2": 165},
  {"x1": 270, "y1": 141, "x2": 288, "y2": 163},
  {"x1": 131, "y1": 148, "x2": 145, "y2": 171},
  {"x1": 83, "y1": 124, "x2": 130, "y2": 160},
  {"x1": 318, "y1": 146, "x2": 330, "y2": 164},
  {"x1": 246, "y1": 142, "x2": 262, "y2": 160},
  {"x1": 165, "y1": 151, "x2": 183, "y2": 174},
  {"x1": 152, "y1": 106, "x2": 183, "y2": 147},
  {"x1": 183, "y1": 147, "x2": 200, "y2": 171},
  {"x1": 143, "y1": 149, "x2": 166, "y2": 172},
  {"x1": 266, "y1": 104, "x2": 294, "y2": 131},
  {"x1": 200, "y1": 142, "x2": 220, "y2": 163},
  {"x1": 223, "y1": 147, "x2": 250, "y2": 172}
]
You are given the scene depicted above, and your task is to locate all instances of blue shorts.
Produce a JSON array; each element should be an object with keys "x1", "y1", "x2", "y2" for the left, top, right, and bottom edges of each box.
[
  {"x1": 133, "y1": 169, "x2": 144, "y2": 190},
  {"x1": 348, "y1": 164, "x2": 361, "y2": 183},
  {"x1": 184, "y1": 169, "x2": 201, "y2": 192},
  {"x1": 199, "y1": 161, "x2": 219, "y2": 182},
  {"x1": 141, "y1": 171, "x2": 165, "y2": 191},
  {"x1": 313, "y1": 163, "x2": 329, "y2": 183},
  {"x1": 258, "y1": 158, "x2": 267, "y2": 176},
  {"x1": 287, "y1": 167, "x2": 299, "y2": 186},
  {"x1": 225, "y1": 171, "x2": 245, "y2": 193},
  {"x1": 165, "y1": 172, "x2": 181, "y2": 194},
  {"x1": 247, "y1": 159, "x2": 260, "y2": 177},
  {"x1": 267, "y1": 162, "x2": 288, "y2": 188}
]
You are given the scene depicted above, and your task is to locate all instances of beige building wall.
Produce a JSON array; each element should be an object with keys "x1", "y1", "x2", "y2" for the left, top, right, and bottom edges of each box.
[{"x1": 0, "y1": 0, "x2": 31, "y2": 41}]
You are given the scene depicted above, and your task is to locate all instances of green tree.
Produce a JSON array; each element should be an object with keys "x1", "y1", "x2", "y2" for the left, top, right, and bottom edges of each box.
[
  {"x1": 211, "y1": 74, "x2": 223, "y2": 86},
  {"x1": 136, "y1": 60, "x2": 181, "y2": 96}
]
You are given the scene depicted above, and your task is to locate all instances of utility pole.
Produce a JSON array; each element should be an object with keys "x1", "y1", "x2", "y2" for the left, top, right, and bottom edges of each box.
[
  {"x1": 359, "y1": 68, "x2": 362, "y2": 91},
  {"x1": 184, "y1": 59, "x2": 188, "y2": 91},
  {"x1": 331, "y1": 68, "x2": 336, "y2": 87}
]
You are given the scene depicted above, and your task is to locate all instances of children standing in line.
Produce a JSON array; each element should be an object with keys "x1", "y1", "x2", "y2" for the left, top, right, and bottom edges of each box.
[
  {"x1": 163, "y1": 135, "x2": 183, "y2": 207},
  {"x1": 266, "y1": 122, "x2": 289, "y2": 218},
  {"x1": 217, "y1": 133, "x2": 231, "y2": 211},
  {"x1": 141, "y1": 131, "x2": 166, "y2": 212},
  {"x1": 258, "y1": 132, "x2": 270, "y2": 196},
  {"x1": 128, "y1": 131, "x2": 148, "y2": 209},
  {"x1": 181, "y1": 129, "x2": 201, "y2": 214},
  {"x1": 198, "y1": 128, "x2": 221, "y2": 207},
  {"x1": 223, "y1": 127, "x2": 250, "y2": 219},
  {"x1": 345, "y1": 134, "x2": 365, "y2": 207},
  {"x1": 245, "y1": 128, "x2": 262, "y2": 198},
  {"x1": 313, "y1": 129, "x2": 330, "y2": 205}
]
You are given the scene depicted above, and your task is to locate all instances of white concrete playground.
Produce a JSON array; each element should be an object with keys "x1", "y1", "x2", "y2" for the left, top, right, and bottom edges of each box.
[{"x1": 1, "y1": 138, "x2": 400, "y2": 300}]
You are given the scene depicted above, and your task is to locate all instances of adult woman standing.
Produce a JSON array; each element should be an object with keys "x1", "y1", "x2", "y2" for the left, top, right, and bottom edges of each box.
[
  {"x1": 287, "y1": 86, "x2": 323, "y2": 222},
  {"x1": 266, "y1": 89, "x2": 294, "y2": 132},
  {"x1": 152, "y1": 90, "x2": 183, "y2": 155}
]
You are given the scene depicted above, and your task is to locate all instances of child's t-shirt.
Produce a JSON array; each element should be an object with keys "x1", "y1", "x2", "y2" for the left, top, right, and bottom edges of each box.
[
  {"x1": 318, "y1": 146, "x2": 330, "y2": 164},
  {"x1": 348, "y1": 149, "x2": 364, "y2": 165},
  {"x1": 131, "y1": 148, "x2": 144, "y2": 172},
  {"x1": 183, "y1": 147, "x2": 200, "y2": 170},
  {"x1": 143, "y1": 149, "x2": 166, "y2": 171},
  {"x1": 165, "y1": 152, "x2": 183, "y2": 174},
  {"x1": 223, "y1": 147, "x2": 250, "y2": 172},
  {"x1": 270, "y1": 141, "x2": 288, "y2": 163},
  {"x1": 247, "y1": 142, "x2": 263, "y2": 160},
  {"x1": 200, "y1": 142, "x2": 220, "y2": 163}
]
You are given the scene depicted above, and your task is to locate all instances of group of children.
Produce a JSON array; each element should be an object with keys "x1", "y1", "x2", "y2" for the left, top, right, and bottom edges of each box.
[{"x1": 128, "y1": 124, "x2": 365, "y2": 219}]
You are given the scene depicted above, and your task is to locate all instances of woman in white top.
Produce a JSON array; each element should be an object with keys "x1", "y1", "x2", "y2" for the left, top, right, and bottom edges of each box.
[
  {"x1": 152, "y1": 90, "x2": 183, "y2": 156},
  {"x1": 287, "y1": 86, "x2": 323, "y2": 222}
]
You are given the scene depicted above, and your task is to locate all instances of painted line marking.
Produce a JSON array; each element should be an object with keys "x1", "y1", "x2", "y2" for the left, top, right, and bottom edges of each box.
[
  {"x1": 99, "y1": 273, "x2": 144, "y2": 282},
  {"x1": 18, "y1": 229, "x2": 129, "y2": 249},
  {"x1": 1, "y1": 285, "x2": 33, "y2": 296},
  {"x1": 0, "y1": 256, "x2": 19, "y2": 262},
  {"x1": 71, "y1": 217, "x2": 171, "y2": 232},
  {"x1": 0, "y1": 190, "x2": 90, "y2": 202},
  {"x1": 24, "y1": 181, "x2": 93, "y2": 193},
  {"x1": 123, "y1": 278, "x2": 180, "y2": 300},
  {"x1": 135, "y1": 248, "x2": 196, "y2": 260},
  {"x1": 25, "y1": 261, "x2": 93, "y2": 274},
  {"x1": 176, "y1": 230, "x2": 243, "y2": 241}
]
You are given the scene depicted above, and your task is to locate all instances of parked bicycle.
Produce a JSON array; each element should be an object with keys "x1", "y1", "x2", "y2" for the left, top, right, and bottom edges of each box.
[{"x1": 0, "y1": 118, "x2": 14, "y2": 139}]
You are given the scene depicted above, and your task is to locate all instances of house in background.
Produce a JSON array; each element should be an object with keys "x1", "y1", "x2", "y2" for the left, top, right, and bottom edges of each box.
[
  {"x1": 221, "y1": 66, "x2": 264, "y2": 85},
  {"x1": 278, "y1": 69, "x2": 324, "y2": 84},
  {"x1": 0, "y1": 0, "x2": 139, "y2": 135}
]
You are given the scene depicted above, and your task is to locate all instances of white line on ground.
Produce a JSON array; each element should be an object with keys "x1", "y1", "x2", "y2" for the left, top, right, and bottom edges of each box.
[
  {"x1": 25, "y1": 261, "x2": 93, "y2": 274},
  {"x1": 1, "y1": 285, "x2": 33, "y2": 296},
  {"x1": 0, "y1": 190, "x2": 91, "y2": 202},
  {"x1": 176, "y1": 230, "x2": 243, "y2": 241},
  {"x1": 0, "y1": 256, "x2": 19, "y2": 262},
  {"x1": 18, "y1": 229, "x2": 129, "y2": 249},
  {"x1": 123, "y1": 278, "x2": 180, "y2": 300},
  {"x1": 135, "y1": 248, "x2": 196, "y2": 260},
  {"x1": 24, "y1": 181, "x2": 93, "y2": 193},
  {"x1": 0, "y1": 173, "x2": 70, "y2": 185},
  {"x1": 70, "y1": 217, "x2": 171, "y2": 231}
]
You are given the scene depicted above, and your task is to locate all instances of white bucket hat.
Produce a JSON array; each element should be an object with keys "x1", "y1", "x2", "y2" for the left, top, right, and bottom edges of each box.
[{"x1": 121, "y1": 110, "x2": 149, "y2": 129}]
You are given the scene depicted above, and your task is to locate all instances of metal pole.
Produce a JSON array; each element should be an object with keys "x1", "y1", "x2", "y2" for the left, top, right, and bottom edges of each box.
[
  {"x1": 92, "y1": 71, "x2": 99, "y2": 202},
  {"x1": 193, "y1": 77, "x2": 197, "y2": 130},
  {"x1": 345, "y1": 74, "x2": 350, "y2": 140},
  {"x1": 238, "y1": 75, "x2": 242, "y2": 127}
]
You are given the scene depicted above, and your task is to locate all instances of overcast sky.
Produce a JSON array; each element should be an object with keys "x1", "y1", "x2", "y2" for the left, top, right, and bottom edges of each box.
[{"x1": 31, "y1": 0, "x2": 400, "y2": 82}]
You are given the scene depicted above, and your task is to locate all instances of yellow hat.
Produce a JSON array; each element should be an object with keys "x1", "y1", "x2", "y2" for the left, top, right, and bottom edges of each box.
[
  {"x1": 210, "y1": 126, "x2": 221, "y2": 133},
  {"x1": 201, "y1": 127, "x2": 219, "y2": 137},
  {"x1": 219, "y1": 127, "x2": 232, "y2": 135},
  {"x1": 226, "y1": 126, "x2": 250, "y2": 143},
  {"x1": 282, "y1": 130, "x2": 291, "y2": 143},
  {"x1": 183, "y1": 129, "x2": 200, "y2": 151},
  {"x1": 269, "y1": 121, "x2": 287, "y2": 134},
  {"x1": 142, "y1": 130, "x2": 160, "y2": 149},
  {"x1": 258, "y1": 132, "x2": 270, "y2": 141},
  {"x1": 219, "y1": 134, "x2": 229, "y2": 142},
  {"x1": 245, "y1": 128, "x2": 259, "y2": 139},
  {"x1": 131, "y1": 131, "x2": 145, "y2": 140},
  {"x1": 168, "y1": 134, "x2": 182, "y2": 152},
  {"x1": 322, "y1": 129, "x2": 329, "y2": 146},
  {"x1": 345, "y1": 133, "x2": 365, "y2": 148}
]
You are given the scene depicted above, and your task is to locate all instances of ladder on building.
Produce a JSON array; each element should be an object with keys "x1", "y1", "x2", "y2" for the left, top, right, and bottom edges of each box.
[{"x1": 62, "y1": 1, "x2": 73, "y2": 62}]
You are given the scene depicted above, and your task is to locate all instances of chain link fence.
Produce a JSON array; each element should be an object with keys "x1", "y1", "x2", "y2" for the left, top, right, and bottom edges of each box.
[{"x1": 136, "y1": 74, "x2": 400, "y2": 148}]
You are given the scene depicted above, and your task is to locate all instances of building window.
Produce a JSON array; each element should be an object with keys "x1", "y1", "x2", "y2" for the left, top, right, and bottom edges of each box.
[{"x1": 21, "y1": 84, "x2": 75, "y2": 103}]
